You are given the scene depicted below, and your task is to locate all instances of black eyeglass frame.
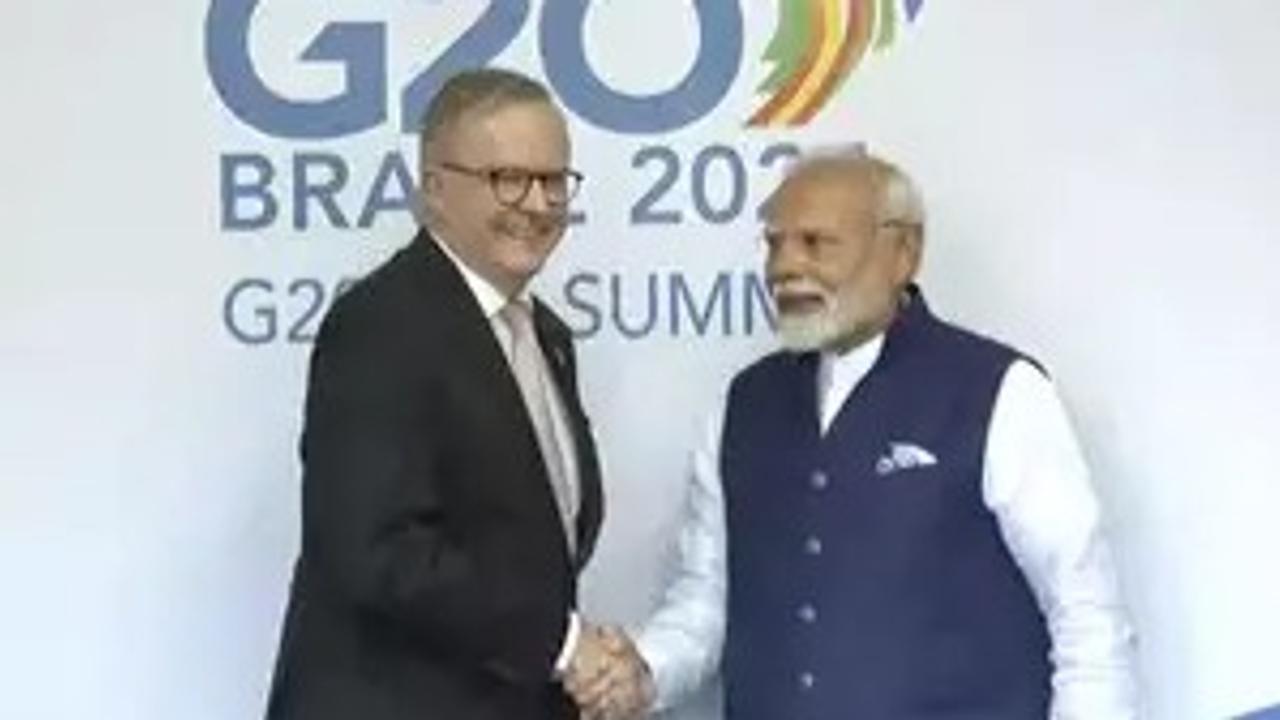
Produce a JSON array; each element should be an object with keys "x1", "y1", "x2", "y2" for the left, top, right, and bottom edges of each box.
[{"x1": 437, "y1": 161, "x2": 584, "y2": 208}]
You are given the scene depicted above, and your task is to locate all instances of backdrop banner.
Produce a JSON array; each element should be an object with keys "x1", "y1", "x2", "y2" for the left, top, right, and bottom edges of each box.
[{"x1": 3, "y1": 2, "x2": 1279, "y2": 718}]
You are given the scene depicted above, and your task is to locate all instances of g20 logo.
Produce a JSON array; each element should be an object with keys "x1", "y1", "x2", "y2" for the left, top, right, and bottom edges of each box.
[
  {"x1": 205, "y1": 0, "x2": 924, "y2": 139},
  {"x1": 751, "y1": 0, "x2": 925, "y2": 127},
  {"x1": 205, "y1": 0, "x2": 742, "y2": 138}
]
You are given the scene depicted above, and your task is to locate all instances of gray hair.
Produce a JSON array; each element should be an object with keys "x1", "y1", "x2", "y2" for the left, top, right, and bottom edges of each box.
[
  {"x1": 785, "y1": 146, "x2": 927, "y2": 230},
  {"x1": 418, "y1": 67, "x2": 555, "y2": 167}
]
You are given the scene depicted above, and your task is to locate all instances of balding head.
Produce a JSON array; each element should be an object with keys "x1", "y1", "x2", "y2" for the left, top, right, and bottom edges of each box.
[{"x1": 769, "y1": 149, "x2": 925, "y2": 240}]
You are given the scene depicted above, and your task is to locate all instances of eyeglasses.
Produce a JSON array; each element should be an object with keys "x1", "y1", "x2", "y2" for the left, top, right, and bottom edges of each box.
[
  {"x1": 437, "y1": 162, "x2": 584, "y2": 208},
  {"x1": 877, "y1": 219, "x2": 921, "y2": 232}
]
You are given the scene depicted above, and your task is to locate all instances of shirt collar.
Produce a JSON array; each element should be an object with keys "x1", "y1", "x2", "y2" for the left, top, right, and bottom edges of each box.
[
  {"x1": 431, "y1": 231, "x2": 531, "y2": 320},
  {"x1": 819, "y1": 332, "x2": 886, "y2": 401}
]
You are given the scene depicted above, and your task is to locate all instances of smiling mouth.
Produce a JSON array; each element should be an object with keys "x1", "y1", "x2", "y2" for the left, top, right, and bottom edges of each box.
[
  {"x1": 494, "y1": 212, "x2": 563, "y2": 241},
  {"x1": 775, "y1": 292, "x2": 828, "y2": 316},
  {"x1": 492, "y1": 220, "x2": 552, "y2": 244}
]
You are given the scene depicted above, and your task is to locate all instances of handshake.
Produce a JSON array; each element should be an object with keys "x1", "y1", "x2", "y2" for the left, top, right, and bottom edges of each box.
[{"x1": 563, "y1": 623, "x2": 656, "y2": 720}]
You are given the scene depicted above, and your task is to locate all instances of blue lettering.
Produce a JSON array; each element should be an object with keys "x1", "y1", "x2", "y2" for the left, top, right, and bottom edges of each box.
[
  {"x1": 399, "y1": 1, "x2": 530, "y2": 133},
  {"x1": 611, "y1": 273, "x2": 659, "y2": 339},
  {"x1": 691, "y1": 145, "x2": 747, "y2": 225},
  {"x1": 745, "y1": 271, "x2": 775, "y2": 335},
  {"x1": 358, "y1": 152, "x2": 417, "y2": 228},
  {"x1": 223, "y1": 278, "x2": 277, "y2": 344},
  {"x1": 670, "y1": 272, "x2": 732, "y2": 336},
  {"x1": 293, "y1": 153, "x2": 351, "y2": 230},
  {"x1": 564, "y1": 272, "x2": 603, "y2": 338},
  {"x1": 205, "y1": 0, "x2": 386, "y2": 138},
  {"x1": 540, "y1": 0, "x2": 743, "y2": 134},
  {"x1": 221, "y1": 153, "x2": 278, "y2": 231}
]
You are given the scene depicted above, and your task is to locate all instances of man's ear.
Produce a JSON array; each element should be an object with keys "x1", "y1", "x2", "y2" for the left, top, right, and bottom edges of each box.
[
  {"x1": 894, "y1": 226, "x2": 924, "y2": 285},
  {"x1": 415, "y1": 170, "x2": 442, "y2": 221},
  {"x1": 420, "y1": 166, "x2": 442, "y2": 195}
]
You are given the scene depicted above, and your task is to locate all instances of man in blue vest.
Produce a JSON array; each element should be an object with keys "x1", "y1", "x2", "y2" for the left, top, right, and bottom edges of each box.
[{"x1": 571, "y1": 150, "x2": 1138, "y2": 719}]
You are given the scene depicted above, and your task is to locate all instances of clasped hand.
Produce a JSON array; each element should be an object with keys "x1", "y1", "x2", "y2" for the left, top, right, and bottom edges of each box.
[{"x1": 564, "y1": 624, "x2": 655, "y2": 720}]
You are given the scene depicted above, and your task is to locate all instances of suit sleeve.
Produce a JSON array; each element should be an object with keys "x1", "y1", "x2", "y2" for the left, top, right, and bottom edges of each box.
[{"x1": 298, "y1": 297, "x2": 564, "y2": 684}]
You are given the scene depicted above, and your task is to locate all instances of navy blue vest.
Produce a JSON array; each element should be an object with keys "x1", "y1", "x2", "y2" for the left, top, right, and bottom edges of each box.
[{"x1": 721, "y1": 290, "x2": 1051, "y2": 720}]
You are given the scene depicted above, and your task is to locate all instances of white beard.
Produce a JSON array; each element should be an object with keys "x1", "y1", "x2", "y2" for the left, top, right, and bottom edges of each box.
[
  {"x1": 777, "y1": 288, "x2": 864, "y2": 353},
  {"x1": 772, "y1": 277, "x2": 869, "y2": 352},
  {"x1": 776, "y1": 307, "x2": 843, "y2": 352}
]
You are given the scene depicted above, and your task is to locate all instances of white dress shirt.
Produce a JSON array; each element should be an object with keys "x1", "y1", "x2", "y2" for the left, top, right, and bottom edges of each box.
[
  {"x1": 431, "y1": 234, "x2": 584, "y2": 675},
  {"x1": 635, "y1": 335, "x2": 1139, "y2": 718}
]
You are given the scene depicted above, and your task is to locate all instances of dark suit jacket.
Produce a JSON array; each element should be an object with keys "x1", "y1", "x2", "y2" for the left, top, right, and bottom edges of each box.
[{"x1": 266, "y1": 230, "x2": 603, "y2": 720}]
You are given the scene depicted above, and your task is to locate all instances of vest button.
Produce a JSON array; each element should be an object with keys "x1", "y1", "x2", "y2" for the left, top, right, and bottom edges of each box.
[
  {"x1": 804, "y1": 536, "x2": 823, "y2": 556},
  {"x1": 798, "y1": 671, "x2": 816, "y2": 690},
  {"x1": 809, "y1": 470, "x2": 829, "y2": 490},
  {"x1": 797, "y1": 603, "x2": 818, "y2": 623}
]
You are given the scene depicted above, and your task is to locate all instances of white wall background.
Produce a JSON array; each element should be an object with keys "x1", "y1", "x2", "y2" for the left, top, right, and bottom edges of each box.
[{"x1": 2, "y1": 2, "x2": 1277, "y2": 718}]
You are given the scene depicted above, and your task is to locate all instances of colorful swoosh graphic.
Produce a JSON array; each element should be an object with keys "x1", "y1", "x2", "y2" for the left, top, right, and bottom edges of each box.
[{"x1": 750, "y1": 0, "x2": 925, "y2": 127}]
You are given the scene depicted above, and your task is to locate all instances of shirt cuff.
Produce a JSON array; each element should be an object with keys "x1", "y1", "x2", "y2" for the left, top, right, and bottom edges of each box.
[
  {"x1": 553, "y1": 611, "x2": 581, "y2": 678},
  {"x1": 632, "y1": 628, "x2": 676, "y2": 711}
]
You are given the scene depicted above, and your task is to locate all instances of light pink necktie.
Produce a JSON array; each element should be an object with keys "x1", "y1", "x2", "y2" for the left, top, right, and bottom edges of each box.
[{"x1": 499, "y1": 300, "x2": 577, "y2": 549}]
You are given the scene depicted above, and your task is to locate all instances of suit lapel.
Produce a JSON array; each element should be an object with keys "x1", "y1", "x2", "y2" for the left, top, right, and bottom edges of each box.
[
  {"x1": 406, "y1": 232, "x2": 579, "y2": 559},
  {"x1": 533, "y1": 301, "x2": 603, "y2": 570},
  {"x1": 407, "y1": 233, "x2": 522, "y2": 415},
  {"x1": 410, "y1": 232, "x2": 605, "y2": 568}
]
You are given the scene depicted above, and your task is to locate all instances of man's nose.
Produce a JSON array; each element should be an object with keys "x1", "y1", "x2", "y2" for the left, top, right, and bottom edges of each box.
[
  {"x1": 519, "y1": 177, "x2": 556, "y2": 214},
  {"x1": 765, "y1": 235, "x2": 804, "y2": 281}
]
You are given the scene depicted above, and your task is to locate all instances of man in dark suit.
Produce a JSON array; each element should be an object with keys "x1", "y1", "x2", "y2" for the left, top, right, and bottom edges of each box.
[{"x1": 266, "y1": 68, "x2": 607, "y2": 720}]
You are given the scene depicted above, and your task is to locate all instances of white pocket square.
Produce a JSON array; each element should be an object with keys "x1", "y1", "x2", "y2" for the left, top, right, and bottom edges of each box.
[{"x1": 874, "y1": 442, "x2": 938, "y2": 476}]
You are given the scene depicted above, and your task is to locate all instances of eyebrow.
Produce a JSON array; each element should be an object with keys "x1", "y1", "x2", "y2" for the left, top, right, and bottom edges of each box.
[{"x1": 764, "y1": 226, "x2": 838, "y2": 237}]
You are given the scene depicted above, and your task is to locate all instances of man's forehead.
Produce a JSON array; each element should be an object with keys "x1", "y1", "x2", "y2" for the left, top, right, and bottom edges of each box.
[
  {"x1": 763, "y1": 212, "x2": 841, "y2": 234},
  {"x1": 766, "y1": 171, "x2": 875, "y2": 225},
  {"x1": 449, "y1": 101, "x2": 568, "y2": 150},
  {"x1": 784, "y1": 161, "x2": 875, "y2": 195}
]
